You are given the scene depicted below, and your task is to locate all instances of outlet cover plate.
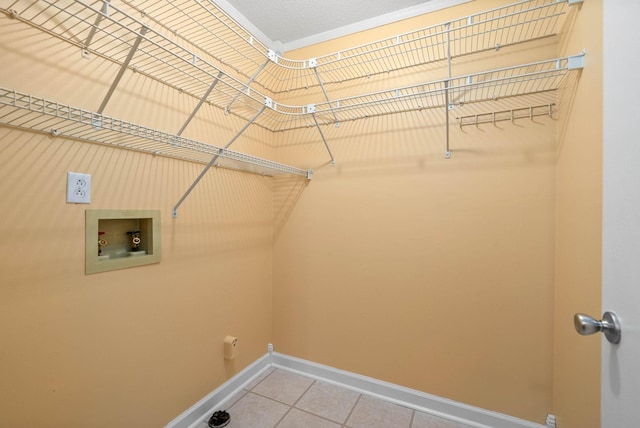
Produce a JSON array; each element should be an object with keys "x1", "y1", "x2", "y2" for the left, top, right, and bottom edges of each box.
[{"x1": 67, "y1": 172, "x2": 91, "y2": 204}]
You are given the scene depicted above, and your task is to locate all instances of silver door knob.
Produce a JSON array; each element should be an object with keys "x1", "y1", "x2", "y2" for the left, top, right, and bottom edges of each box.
[{"x1": 574, "y1": 311, "x2": 621, "y2": 344}]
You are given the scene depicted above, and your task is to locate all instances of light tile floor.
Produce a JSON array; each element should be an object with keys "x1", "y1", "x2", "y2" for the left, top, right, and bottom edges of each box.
[{"x1": 197, "y1": 368, "x2": 474, "y2": 428}]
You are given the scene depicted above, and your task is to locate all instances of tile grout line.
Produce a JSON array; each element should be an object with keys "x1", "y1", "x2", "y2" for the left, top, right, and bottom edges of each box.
[
  {"x1": 292, "y1": 377, "x2": 366, "y2": 427},
  {"x1": 292, "y1": 378, "x2": 317, "y2": 408},
  {"x1": 247, "y1": 390, "x2": 297, "y2": 408},
  {"x1": 230, "y1": 381, "x2": 296, "y2": 427},
  {"x1": 408, "y1": 409, "x2": 416, "y2": 428},
  {"x1": 273, "y1": 378, "x2": 317, "y2": 428},
  {"x1": 230, "y1": 368, "x2": 432, "y2": 428},
  {"x1": 248, "y1": 367, "x2": 276, "y2": 392},
  {"x1": 284, "y1": 376, "x2": 363, "y2": 427},
  {"x1": 225, "y1": 389, "x2": 249, "y2": 411},
  {"x1": 194, "y1": 364, "x2": 479, "y2": 428},
  {"x1": 293, "y1": 407, "x2": 347, "y2": 427},
  {"x1": 272, "y1": 404, "x2": 294, "y2": 428},
  {"x1": 341, "y1": 393, "x2": 363, "y2": 428}
]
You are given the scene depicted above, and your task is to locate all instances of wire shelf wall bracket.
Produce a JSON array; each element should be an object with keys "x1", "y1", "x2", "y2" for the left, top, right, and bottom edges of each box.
[
  {"x1": 172, "y1": 100, "x2": 268, "y2": 218},
  {"x1": 224, "y1": 58, "x2": 270, "y2": 115},
  {"x1": 83, "y1": 0, "x2": 110, "y2": 54},
  {"x1": 308, "y1": 105, "x2": 336, "y2": 167},
  {"x1": 97, "y1": 25, "x2": 148, "y2": 114},
  {"x1": 177, "y1": 71, "x2": 224, "y2": 137},
  {"x1": 312, "y1": 66, "x2": 340, "y2": 128}
]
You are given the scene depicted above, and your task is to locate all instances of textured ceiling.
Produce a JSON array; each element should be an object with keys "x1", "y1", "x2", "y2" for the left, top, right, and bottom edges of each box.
[{"x1": 213, "y1": 0, "x2": 471, "y2": 51}]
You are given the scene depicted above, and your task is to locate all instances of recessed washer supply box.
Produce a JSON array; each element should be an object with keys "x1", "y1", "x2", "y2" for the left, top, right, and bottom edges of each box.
[{"x1": 85, "y1": 209, "x2": 161, "y2": 274}]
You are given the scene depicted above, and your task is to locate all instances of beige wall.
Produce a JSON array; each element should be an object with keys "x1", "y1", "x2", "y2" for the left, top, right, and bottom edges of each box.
[
  {"x1": 554, "y1": 1, "x2": 603, "y2": 427},
  {"x1": 0, "y1": 0, "x2": 603, "y2": 426},
  {"x1": 0, "y1": 14, "x2": 274, "y2": 428},
  {"x1": 273, "y1": 1, "x2": 561, "y2": 423}
]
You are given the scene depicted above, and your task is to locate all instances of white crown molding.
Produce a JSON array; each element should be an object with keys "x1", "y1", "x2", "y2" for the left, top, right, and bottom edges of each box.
[
  {"x1": 281, "y1": 0, "x2": 473, "y2": 52},
  {"x1": 210, "y1": 0, "x2": 472, "y2": 53}
]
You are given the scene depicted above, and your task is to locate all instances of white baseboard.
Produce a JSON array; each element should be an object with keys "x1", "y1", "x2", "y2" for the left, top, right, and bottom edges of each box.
[
  {"x1": 271, "y1": 352, "x2": 546, "y2": 428},
  {"x1": 166, "y1": 348, "x2": 546, "y2": 428},
  {"x1": 164, "y1": 353, "x2": 271, "y2": 428}
]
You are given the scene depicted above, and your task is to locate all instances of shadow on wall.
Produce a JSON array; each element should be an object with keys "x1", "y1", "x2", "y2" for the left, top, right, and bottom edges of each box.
[
  {"x1": 167, "y1": 167, "x2": 276, "y2": 257},
  {"x1": 273, "y1": 175, "x2": 310, "y2": 240},
  {"x1": 275, "y1": 97, "x2": 557, "y2": 183},
  {"x1": 555, "y1": 71, "x2": 583, "y2": 156}
]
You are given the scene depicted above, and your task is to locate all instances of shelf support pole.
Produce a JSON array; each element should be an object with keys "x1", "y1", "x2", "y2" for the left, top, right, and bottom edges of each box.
[
  {"x1": 313, "y1": 68, "x2": 340, "y2": 127},
  {"x1": 310, "y1": 112, "x2": 336, "y2": 167},
  {"x1": 84, "y1": 0, "x2": 110, "y2": 51},
  {"x1": 445, "y1": 80, "x2": 451, "y2": 158},
  {"x1": 176, "y1": 71, "x2": 223, "y2": 136},
  {"x1": 172, "y1": 104, "x2": 267, "y2": 218},
  {"x1": 444, "y1": 22, "x2": 452, "y2": 159},
  {"x1": 97, "y1": 25, "x2": 148, "y2": 114},
  {"x1": 224, "y1": 59, "x2": 269, "y2": 114}
]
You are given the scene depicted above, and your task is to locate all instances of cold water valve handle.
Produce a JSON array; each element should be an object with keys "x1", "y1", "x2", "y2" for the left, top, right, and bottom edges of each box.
[{"x1": 574, "y1": 312, "x2": 621, "y2": 344}]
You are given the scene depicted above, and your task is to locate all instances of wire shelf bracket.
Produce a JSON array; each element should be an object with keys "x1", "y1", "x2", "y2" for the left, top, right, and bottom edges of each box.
[
  {"x1": 83, "y1": 0, "x2": 110, "y2": 56},
  {"x1": 313, "y1": 67, "x2": 340, "y2": 127},
  {"x1": 308, "y1": 106, "x2": 336, "y2": 167},
  {"x1": 97, "y1": 25, "x2": 148, "y2": 114},
  {"x1": 224, "y1": 58, "x2": 270, "y2": 115},
  {"x1": 177, "y1": 71, "x2": 224, "y2": 137},
  {"x1": 172, "y1": 102, "x2": 268, "y2": 218},
  {"x1": 567, "y1": 49, "x2": 586, "y2": 69}
]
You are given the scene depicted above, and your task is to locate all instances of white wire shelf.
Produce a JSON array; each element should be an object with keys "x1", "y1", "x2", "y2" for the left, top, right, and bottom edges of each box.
[
  {"x1": 299, "y1": 0, "x2": 572, "y2": 91},
  {"x1": 1, "y1": 0, "x2": 580, "y2": 128},
  {"x1": 121, "y1": 0, "x2": 272, "y2": 91},
  {"x1": 0, "y1": 0, "x2": 585, "y2": 215},
  {"x1": 0, "y1": 87, "x2": 312, "y2": 178},
  {"x1": 0, "y1": 0, "x2": 585, "y2": 133},
  {"x1": 260, "y1": 54, "x2": 584, "y2": 131},
  {"x1": 110, "y1": 0, "x2": 577, "y2": 94},
  {"x1": 2, "y1": 0, "x2": 277, "y2": 126}
]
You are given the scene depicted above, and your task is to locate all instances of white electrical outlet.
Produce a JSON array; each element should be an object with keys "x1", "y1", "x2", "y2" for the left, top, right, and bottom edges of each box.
[{"x1": 66, "y1": 172, "x2": 91, "y2": 204}]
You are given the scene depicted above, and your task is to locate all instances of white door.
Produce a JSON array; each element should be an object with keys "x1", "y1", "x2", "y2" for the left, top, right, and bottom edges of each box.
[{"x1": 602, "y1": 1, "x2": 640, "y2": 426}]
